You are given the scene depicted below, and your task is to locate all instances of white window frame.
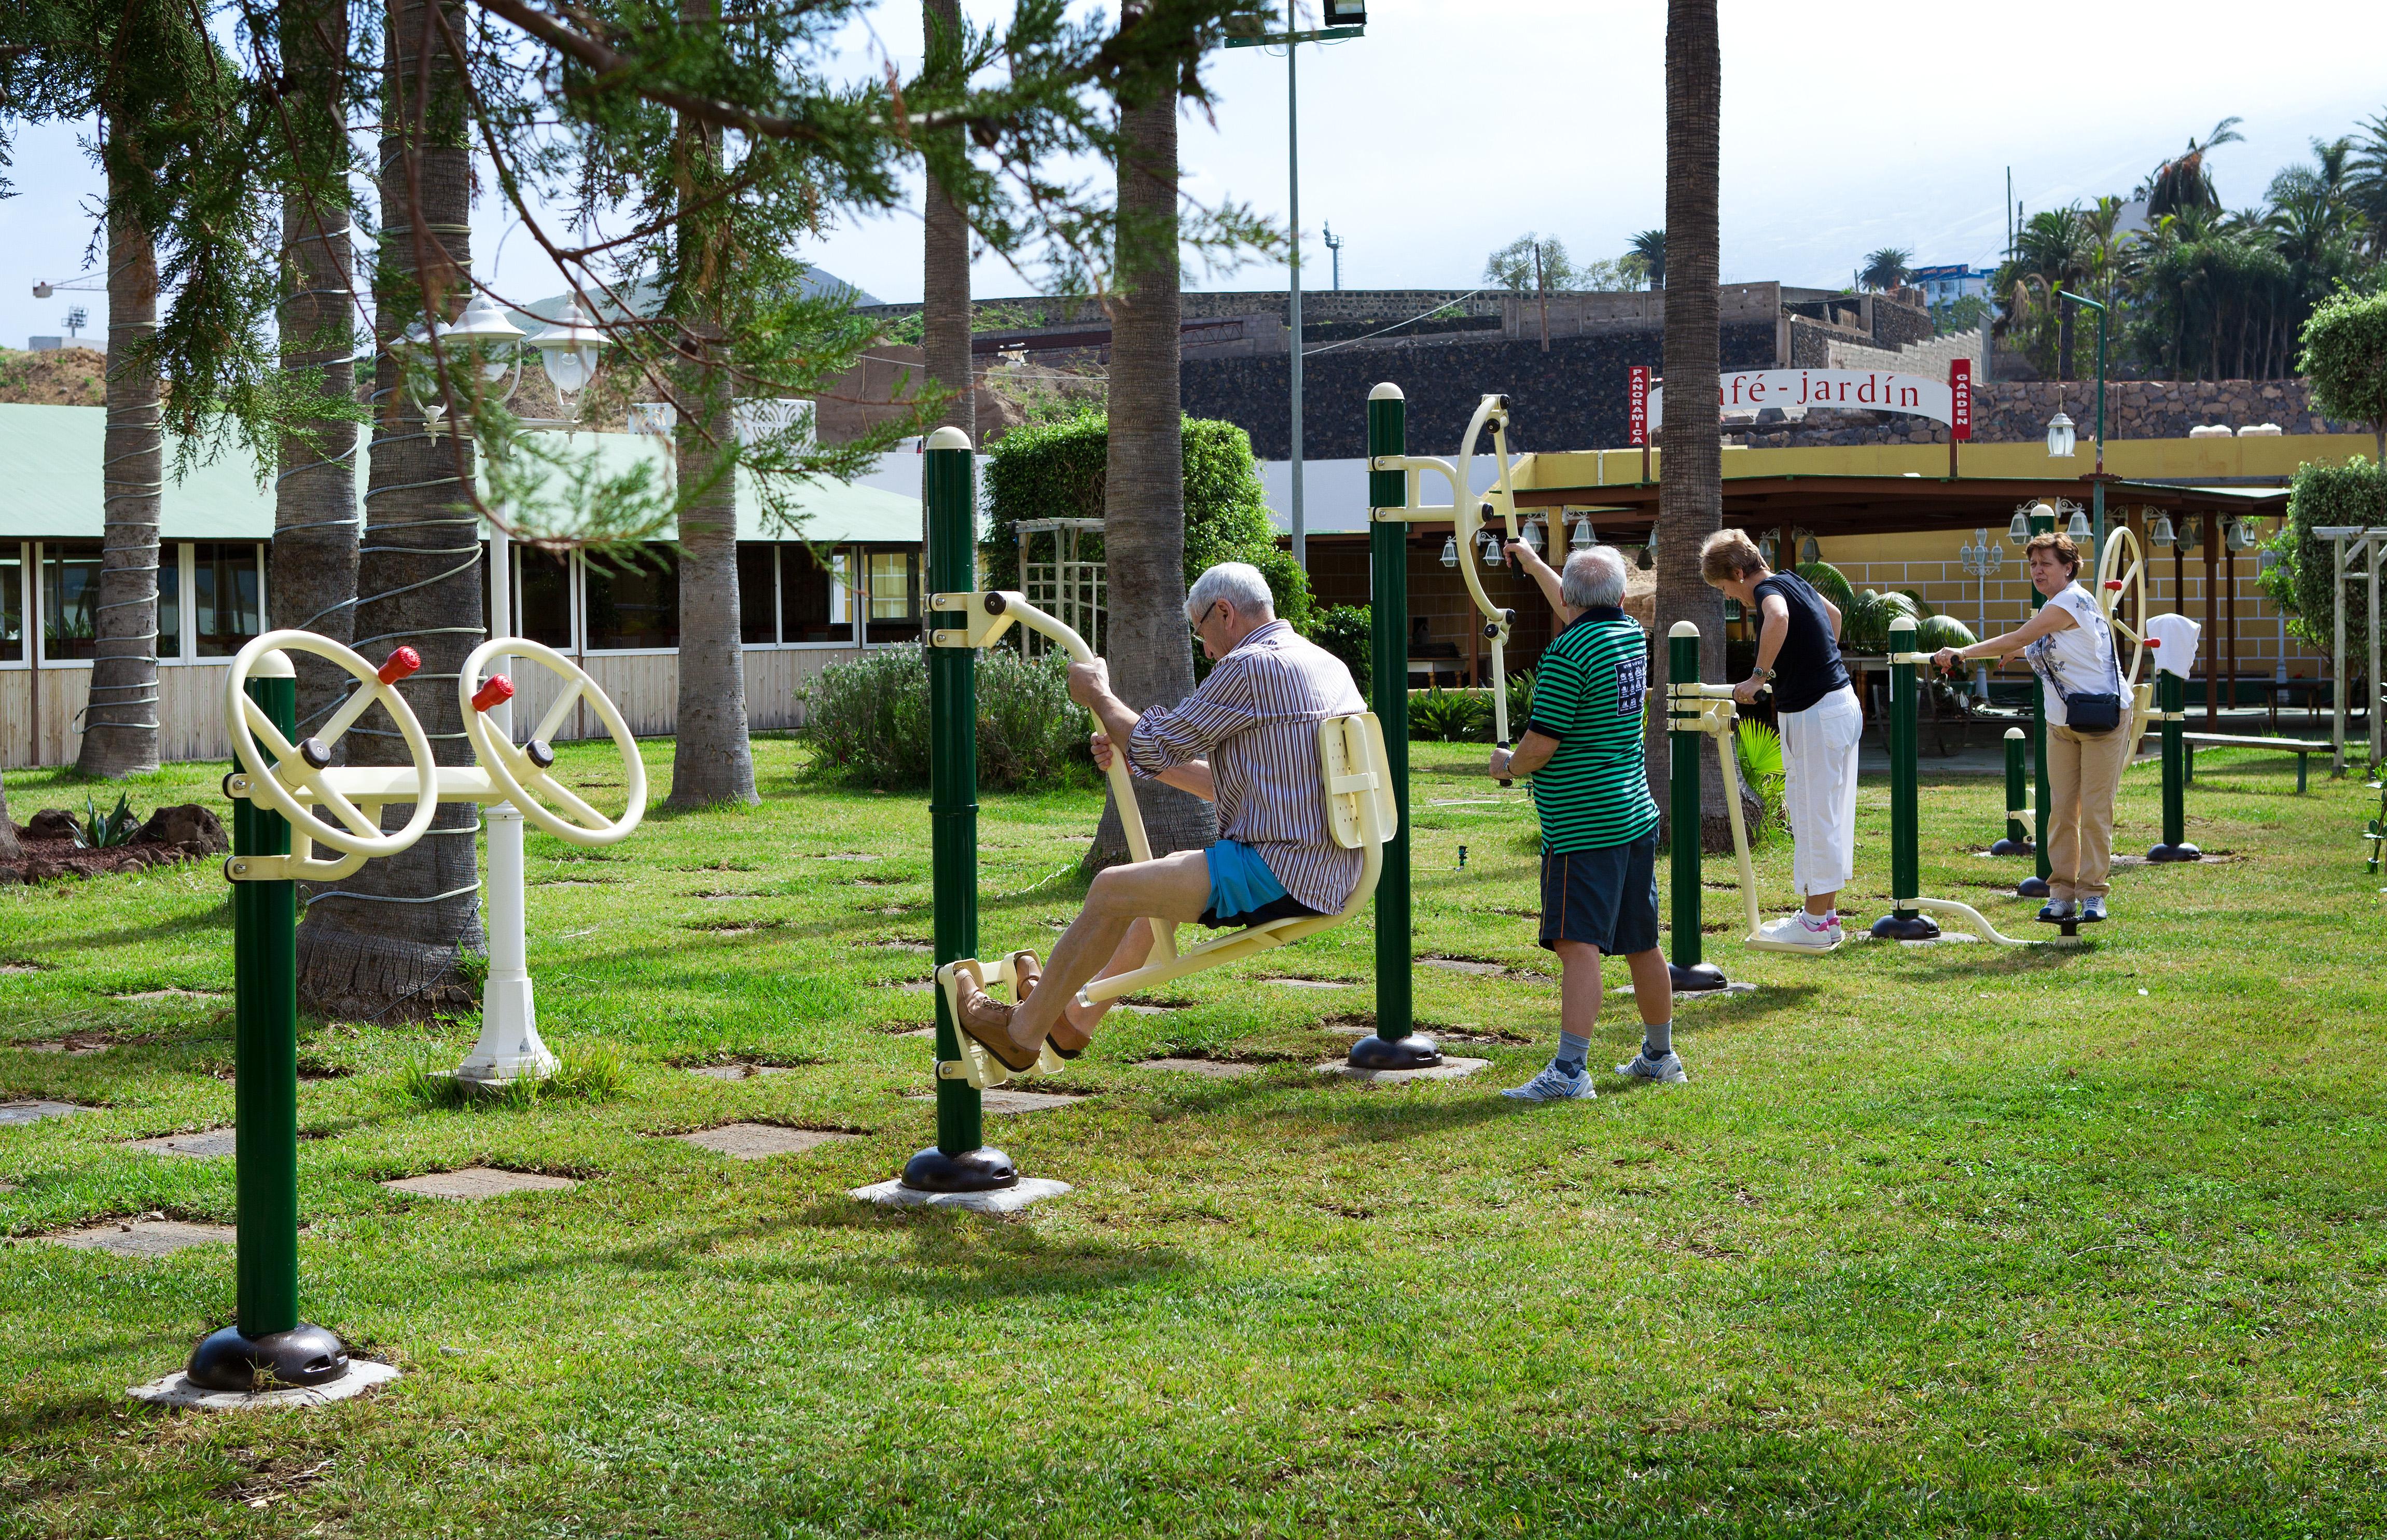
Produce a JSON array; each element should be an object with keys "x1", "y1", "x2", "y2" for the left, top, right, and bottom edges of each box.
[
  {"x1": 32, "y1": 540, "x2": 96, "y2": 671},
  {"x1": 0, "y1": 539, "x2": 29, "y2": 671}
]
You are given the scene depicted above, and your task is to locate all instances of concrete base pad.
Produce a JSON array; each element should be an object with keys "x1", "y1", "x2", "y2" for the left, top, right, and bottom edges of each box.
[
  {"x1": 1847, "y1": 931, "x2": 1982, "y2": 947},
  {"x1": 850, "y1": 1177, "x2": 1071, "y2": 1213},
  {"x1": 674, "y1": 1123, "x2": 855, "y2": 1160},
  {"x1": 1313, "y1": 1056, "x2": 1491, "y2": 1084},
  {"x1": 1620, "y1": 980, "x2": 1759, "y2": 1000},
  {"x1": 1140, "y1": 1058, "x2": 1260, "y2": 1077},
  {"x1": 126, "y1": 1129, "x2": 238, "y2": 1159},
  {"x1": 129, "y1": 1359, "x2": 400, "y2": 1411},
  {"x1": 37, "y1": 1219, "x2": 235, "y2": 1256},
  {"x1": 380, "y1": 1168, "x2": 578, "y2": 1200}
]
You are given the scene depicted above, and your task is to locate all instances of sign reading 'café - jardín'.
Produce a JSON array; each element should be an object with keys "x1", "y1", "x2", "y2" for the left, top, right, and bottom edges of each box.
[{"x1": 1647, "y1": 368, "x2": 1954, "y2": 428}]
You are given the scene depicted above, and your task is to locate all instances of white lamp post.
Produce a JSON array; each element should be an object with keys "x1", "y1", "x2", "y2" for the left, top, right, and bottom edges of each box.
[{"x1": 1959, "y1": 528, "x2": 2004, "y2": 700}]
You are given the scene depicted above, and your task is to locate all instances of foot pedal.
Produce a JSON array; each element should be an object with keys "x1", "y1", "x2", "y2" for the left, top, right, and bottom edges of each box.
[{"x1": 934, "y1": 958, "x2": 1064, "y2": 1091}]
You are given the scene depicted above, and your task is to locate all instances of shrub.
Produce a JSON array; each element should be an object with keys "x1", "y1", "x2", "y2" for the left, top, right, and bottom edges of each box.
[
  {"x1": 798, "y1": 642, "x2": 1093, "y2": 792},
  {"x1": 1408, "y1": 687, "x2": 1493, "y2": 743},
  {"x1": 1735, "y1": 719, "x2": 1785, "y2": 843},
  {"x1": 980, "y1": 411, "x2": 1313, "y2": 645},
  {"x1": 2300, "y1": 288, "x2": 2387, "y2": 463},
  {"x1": 2263, "y1": 457, "x2": 2381, "y2": 657}
]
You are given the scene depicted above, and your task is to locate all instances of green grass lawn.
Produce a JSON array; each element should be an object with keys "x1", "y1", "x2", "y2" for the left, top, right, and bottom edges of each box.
[{"x1": 3, "y1": 734, "x2": 2384, "y2": 1537}]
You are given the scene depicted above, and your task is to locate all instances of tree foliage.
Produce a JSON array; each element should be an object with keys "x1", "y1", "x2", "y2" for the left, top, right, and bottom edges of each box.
[
  {"x1": 2262, "y1": 457, "x2": 2382, "y2": 656},
  {"x1": 2299, "y1": 287, "x2": 2387, "y2": 457}
]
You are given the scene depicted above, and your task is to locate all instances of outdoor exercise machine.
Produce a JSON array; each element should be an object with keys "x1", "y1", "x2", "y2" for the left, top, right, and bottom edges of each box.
[
  {"x1": 197, "y1": 627, "x2": 644, "y2": 1393},
  {"x1": 1990, "y1": 727, "x2": 2033, "y2": 856},
  {"x1": 894, "y1": 427, "x2": 1399, "y2": 1197}
]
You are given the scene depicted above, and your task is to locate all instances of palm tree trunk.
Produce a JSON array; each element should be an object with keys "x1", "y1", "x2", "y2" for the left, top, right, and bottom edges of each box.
[
  {"x1": 0, "y1": 773, "x2": 17, "y2": 861},
  {"x1": 1090, "y1": 83, "x2": 1214, "y2": 867},
  {"x1": 296, "y1": 0, "x2": 485, "y2": 1020},
  {"x1": 1648, "y1": 0, "x2": 1742, "y2": 852},
  {"x1": 665, "y1": 3, "x2": 757, "y2": 810},
  {"x1": 75, "y1": 188, "x2": 162, "y2": 778},
  {"x1": 921, "y1": 0, "x2": 974, "y2": 448},
  {"x1": 270, "y1": 0, "x2": 359, "y2": 738}
]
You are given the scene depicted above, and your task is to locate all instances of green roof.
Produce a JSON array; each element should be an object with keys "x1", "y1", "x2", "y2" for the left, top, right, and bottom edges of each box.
[{"x1": 0, "y1": 404, "x2": 920, "y2": 545}]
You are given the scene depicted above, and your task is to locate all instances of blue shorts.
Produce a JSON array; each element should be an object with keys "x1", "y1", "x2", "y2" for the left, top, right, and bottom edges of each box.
[
  {"x1": 1201, "y1": 839, "x2": 1320, "y2": 929},
  {"x1": 1538, "y1": 833, "x2": 1661, "y2": 955}
]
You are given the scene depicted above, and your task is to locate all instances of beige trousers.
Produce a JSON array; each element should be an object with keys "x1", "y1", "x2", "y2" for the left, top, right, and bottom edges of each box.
[{"x1": 2045, "y1": 721, "x2": 2132, "y2": 900}]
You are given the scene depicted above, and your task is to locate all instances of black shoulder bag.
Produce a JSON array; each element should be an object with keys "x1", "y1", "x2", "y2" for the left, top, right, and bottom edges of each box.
[{"x1": 2043, "y1": 602, "x2": 2121, "y2": 735}]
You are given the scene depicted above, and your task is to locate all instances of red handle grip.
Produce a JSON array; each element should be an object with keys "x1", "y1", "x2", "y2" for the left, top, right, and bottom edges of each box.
[
  {"x1": 378, "y1": 645, "x2": 422, "y2": 685},
  {"x1": 472, "y1": 674, "x2": 516, "y2": 713},
  {"x1": 2145, "y1": 638, "x2": 2161, "y2": 649},
  {"x1": 2103, "y1": 579, "x2": 2125, "y2": 591}
]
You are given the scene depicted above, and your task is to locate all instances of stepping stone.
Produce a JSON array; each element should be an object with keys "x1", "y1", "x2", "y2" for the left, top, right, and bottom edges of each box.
[
  {"x1": 866, "y1": 941, "x2": 933, "y2": 953},
  {"x1": 130, "y1": 1359, "x2": 399, "y2": 1411},
  {"x1": 1267, "y1": 978, "x2": 1351, "y2": 991},
  {"x1": 1140, "y1": 1058, "x2": 1260, "y2": 1078},
  {"x1": 892, "y1": 1026, "x2": 936, "y2": 1039},
  {"x1": 1618, "y1": 980, "x2": 1760, "y2": 1001},
  {"x1": 694, "y1": 892, "x2": 757, "y2": 901},
  {"x1": 820, "y1": 853, "x2": 879, "y2": 862},
  {"x1": 905, "y1": 1088, "x2": 1091, "y2": 1115},
  {"x1": 1114, "y1": 1003, "x2": 1177, "y2": 1016},
  {"x1": 0, "y1": 1179, "x2": 16, "y2": 1192},
  {"x1": 38, "y1": 1219, "x2": 235, "y2": 1256},
  {"x1": 538, "y1": 879, "x2": 610, "y2": 887},
  {"x1": 1313, "y1": 1057, "x2": 1491, "y2": 1084},
  {"x1": 685, "y1": 1063, "x2": 800, "y2": 1081},
  {"x1": 17, "y1": 1036, "x2": 112, "y2": 1056},
  {"x1": 673, "y1": 1123, "x2": 857, "y2": 1160},
  {"x1": 380, "y1": 1167, "x2": 579, "y2": 1200},
  {"x1": 881, "y1": 981, "x2": 935, "y2": 994},
  {"x1": 0, "y1": 1101, "x2": 87, "y2": 1127},
  {"x1": 0, "y1": 962, "x2": 48, "y2": 975},
  {"x1": 115, "y1": 989, "x2": 225, "y2": 1003},
  {"x1": 1419, "y1": 957, "x2": 1507, "y2": 975},
  {"x1": 127, "y1": 1128, "x2": 238, "y2": 1159},
  {"x1": 851, "y1": 1177, "x2": 1071, "y2": 1213}
]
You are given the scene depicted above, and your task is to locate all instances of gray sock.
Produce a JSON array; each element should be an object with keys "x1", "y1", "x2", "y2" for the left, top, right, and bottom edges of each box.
[
  {"x1": 1640, "y1": 1020, "x2": 1673, "y2": 1059},
  {"x1": 1555, "y1": 1031, "x2": 1591, "y2": 1074}
]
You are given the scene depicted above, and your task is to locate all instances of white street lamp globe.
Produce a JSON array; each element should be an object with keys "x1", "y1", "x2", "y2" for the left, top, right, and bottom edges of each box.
[
  {"x1": 1799, "y1": 534, "x2": 1820, "y2": 564},
  {"x1": 2045, "y1": 409, "x2": 2077, "y2": 459},
  {"x1": 1439, "y1": 534, "x2": 1458, "y2": 568},
  {"x1": 2006, "y1": 510, "x2": 2031, "y2": 546},
  {"x1": 2065, "y1": 507, "x2": 2091, "y2": 542},
  {"x1": 448, "y1": 293, "x2": 525, "y2": 382},
  {"x1": 1480, "y1": 532, "x2": 1503, "y2": 566},
  {"x1": 525, "y1": 299, "x2": 606, "y2": 402},
  {"x1": 2149, "y1": 513, "x2": 2176, "y2": 548},
  {"x1": 1522, "y1": 519, "x2": 1546, "y2": 554},
  {"x1": 1571, "y1": 518, "x2": 1594, "y2": 552}
]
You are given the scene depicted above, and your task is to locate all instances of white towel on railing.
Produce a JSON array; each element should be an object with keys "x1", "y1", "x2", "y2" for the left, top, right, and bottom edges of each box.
[{"x1": 2146, "y1": 613, "x2": 2202, "y2": 677}]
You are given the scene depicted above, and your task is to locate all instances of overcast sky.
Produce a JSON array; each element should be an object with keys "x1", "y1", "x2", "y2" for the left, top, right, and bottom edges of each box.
[{"x1": 5, "y1": 0, "x2": 2387, "y2": 349}]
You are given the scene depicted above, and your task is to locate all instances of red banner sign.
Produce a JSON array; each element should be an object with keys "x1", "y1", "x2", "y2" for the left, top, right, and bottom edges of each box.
[
  {"x1": 1627, "y1": 365, "x2": 1649, "y2": 447},
  {"x1": 1949, "y1": 357, "x2": 1973, "y2": 442}
]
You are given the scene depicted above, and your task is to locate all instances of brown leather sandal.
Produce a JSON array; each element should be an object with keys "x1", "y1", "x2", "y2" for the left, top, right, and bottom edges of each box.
[{"x1": 952, "y1": 976, "x2": 1040, "y2": 1074}]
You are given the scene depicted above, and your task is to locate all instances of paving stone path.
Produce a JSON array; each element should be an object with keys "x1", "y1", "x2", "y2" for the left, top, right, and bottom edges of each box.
[
  {"x1": 673, "y1": 1124, "x2": 857, "y2": 1160},
  {"x1": 381, "y1": 1168, "x2": 579, "y2": 1200}
]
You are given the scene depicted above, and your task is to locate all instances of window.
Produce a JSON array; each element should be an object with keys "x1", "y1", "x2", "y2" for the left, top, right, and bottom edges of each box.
[
  {"x1": 158, "y1": 544, "x2": 182, "y2": 660},
  {"x1": 1, "y1": 543, "x2": 23, "y2": 662},
  {"x1": 585, "y1": 545, "x2": 679, "y2": 649},
  {"x1": 193, "y1": 543, "x2": 263, "y2": 657},
  {"x1": 865, "y1": 548, "x2": 920, "y2": 642},
  {"x1": 517, "y1": 548, "x2": 573, "y2": 648},
  {"x1": 737, "y1": 543, "x2": 780, "y2": 645},
  {"x1": 780, "y1": 545, "x2": 853, "y2": 644},
  {"x1": 41, "y1": 542, "x2": 103, "y2": 661}
]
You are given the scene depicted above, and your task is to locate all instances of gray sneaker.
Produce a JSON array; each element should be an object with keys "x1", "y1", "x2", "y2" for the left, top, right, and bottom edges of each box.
[
  {"x1": 1501, "y1": 1060, "x2": 1596, "y2": 1101},
  {"x1": 2080, "y1": 895, "x2": 2107, "y2": 922},
  {"x1": 1615, "y1": 1049, "x2": 1688, "y2": 1084},
  {"x1": 2038, "y1": 898, "x2": 2077, "y2": 922}
]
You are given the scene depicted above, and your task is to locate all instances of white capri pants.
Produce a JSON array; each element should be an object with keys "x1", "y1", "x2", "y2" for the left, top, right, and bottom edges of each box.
[{"x1": 1777, "y1": 685, "x2": 1862, "y2": 898}]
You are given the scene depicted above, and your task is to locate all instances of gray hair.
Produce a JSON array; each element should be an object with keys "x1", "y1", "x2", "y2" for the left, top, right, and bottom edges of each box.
[
  {"x1": 1561, "y1": 546, "x2": 1628, "y2": 610},
  {"x1": 1185, "y1": 561, "x2": 1276, "y2": 622}
]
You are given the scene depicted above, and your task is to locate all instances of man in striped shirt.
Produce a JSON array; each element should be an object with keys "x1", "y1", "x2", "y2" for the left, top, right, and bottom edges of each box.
[
  {"x1": 952, "y1": 561, "x2": 1365, "y2": 1072},
  {"x1": 1489, "y1": 542, "x2": 1685, "y2": 1098}
]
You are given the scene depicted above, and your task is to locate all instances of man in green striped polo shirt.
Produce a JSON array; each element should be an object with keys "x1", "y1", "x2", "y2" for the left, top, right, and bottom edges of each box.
[{"x1": 1488, "y1": 543, "x2": 1685, "y2": 1098}]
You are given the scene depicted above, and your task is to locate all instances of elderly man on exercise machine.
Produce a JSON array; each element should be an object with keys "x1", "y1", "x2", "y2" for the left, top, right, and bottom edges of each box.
[{"x1": 951, "y1": 561, "x2": 1366, "y2": 1073}]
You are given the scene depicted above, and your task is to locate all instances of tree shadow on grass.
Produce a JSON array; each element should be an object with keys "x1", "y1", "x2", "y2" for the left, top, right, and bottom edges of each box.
[{"x1": 37, "y1": 904, "x2": 234, "y2": 955}]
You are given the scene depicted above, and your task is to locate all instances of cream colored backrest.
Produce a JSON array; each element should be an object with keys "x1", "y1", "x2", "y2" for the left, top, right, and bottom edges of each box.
[{"x1": 1319, "y1": 713, "x2": 1397, "y2": 851}]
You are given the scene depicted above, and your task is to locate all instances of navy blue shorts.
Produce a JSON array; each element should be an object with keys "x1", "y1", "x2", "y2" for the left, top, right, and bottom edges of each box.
[{"x1": 1538, "y1": 833, "x2": 1661, "y2": 955}]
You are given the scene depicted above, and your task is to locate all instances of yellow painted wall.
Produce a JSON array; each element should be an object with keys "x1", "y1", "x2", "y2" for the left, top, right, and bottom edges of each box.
[{"x1": 1520, "y1": 432, "x2": 2377, "y2": 490}]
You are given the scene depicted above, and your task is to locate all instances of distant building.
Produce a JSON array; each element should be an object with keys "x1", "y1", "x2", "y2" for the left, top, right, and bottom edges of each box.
[
  {"x1": 1910, "y1": 265, "x2": 1991, "y2": 307},
  {"x1": 26, "y1": 337, "x2": 62, "y2": 352}
]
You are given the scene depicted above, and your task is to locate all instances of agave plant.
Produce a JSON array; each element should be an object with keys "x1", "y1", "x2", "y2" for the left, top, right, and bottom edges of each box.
[
  {"x1": 1794, "y1": 561, "x2": 1855, "y2": 612},
  {"x1": 1841, "y1": 589, "x2": 1922, "y2": 654},
  {"x1": 1408, "y1": 687, "x2": 1492, "y2": 743},
  {"x1": 78, "y1": 793, "x2": 141, "y2": 850}
]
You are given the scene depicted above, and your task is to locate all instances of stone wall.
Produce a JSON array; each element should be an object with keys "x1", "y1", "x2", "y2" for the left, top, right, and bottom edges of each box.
[{"x1": 1182, "y1": 322, "x2": 1779, "y2": 460}]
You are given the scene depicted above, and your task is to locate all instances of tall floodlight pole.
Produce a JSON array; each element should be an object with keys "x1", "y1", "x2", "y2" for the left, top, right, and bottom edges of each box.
[{"x1": 1227, "y1": 2, "x2": 1367, "y2": 571}]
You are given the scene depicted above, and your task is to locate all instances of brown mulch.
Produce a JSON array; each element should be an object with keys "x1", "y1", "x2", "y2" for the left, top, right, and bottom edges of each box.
[
  {"x1": 1, "y1": 803, "x2": 227, "y2": 885},
  {"x1": 0, "y1": 345, "x2": 107, "y2": 407}
]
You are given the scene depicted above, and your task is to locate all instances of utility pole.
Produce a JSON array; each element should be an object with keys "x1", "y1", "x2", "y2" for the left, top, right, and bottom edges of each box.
[
  {"x1": 1324, "y1": 222, "x2": 1343, "y2": 290},
  {"x1": 1227, "y1": 2, "x2": 1366, "y2": 572}
]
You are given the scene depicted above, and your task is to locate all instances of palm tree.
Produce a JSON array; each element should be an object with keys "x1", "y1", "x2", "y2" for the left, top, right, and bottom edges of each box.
[
  {"x1": 75, "y1": 167, "x2": 163, "y2": 778},
  {"x1": 1858, "y1": 247, "x2": 1912, "y2": 292},
  {"x1": 1997, "y1": 206, "x2": 2091, "y2": 377},
  {"x1": 2344, "y1": 112, "x2": 2387, "y2": 256},
  {"x1": 268, "y1": 0, "x2": 360, "y2": 739},
  {"x1": 2146, "y1": 116, "x2": 2244, "y2": 219},
  {"x1": 1627, "y1": 228, "x2": 1665, "y2": 288},
  {"x1": 665, "y1": 0, "x2": 758, "y2": 810},
  {"x1": 296, "y1": 0, "x2": 485, "y2": 1018},
  {"x1": 920, "y1": 0, "x2": 973, "y2": 447},
  {"x1": 0, "y1": 774, "x2": 17, "y2": 862},
  {"x1": 1090, "y1": 77, "x2": 1214, "y2": 867},
  {"x1": 1650, "y1": 0, "x2": 1736, "y2": 849}
]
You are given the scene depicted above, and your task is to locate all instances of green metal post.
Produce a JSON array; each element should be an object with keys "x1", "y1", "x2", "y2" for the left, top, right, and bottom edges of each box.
[
  {"x1": 2148, "y1": 669, "x2": 2202, "y2": 861},
  {"x1": 235, "y1": 671, "x2": 299, "y2": 1340},
  {"x1": 1871, "y1": 618, "x2": 1939, "y2": 939},
  {"x1": 186, "y1": 651, "x2": 352, "y2": 1392},
  {"x1": 1666, "y1": 622, "x2": 1725, "y2": 988},
  {"x1": 900, "y1": 427, "x2": 1016, "y2": 1191},
  {"x1": 1991, "y1": 727, "x2": 2032, "y2": 854},
  {"x1": 1351, "y1": 383, "x2": 1440, "y2": 1069}
]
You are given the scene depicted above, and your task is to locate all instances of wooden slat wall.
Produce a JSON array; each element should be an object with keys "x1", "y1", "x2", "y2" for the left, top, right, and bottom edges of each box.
[{"x1": 2, "y1": 647, "x2": 864, "y2": 769}]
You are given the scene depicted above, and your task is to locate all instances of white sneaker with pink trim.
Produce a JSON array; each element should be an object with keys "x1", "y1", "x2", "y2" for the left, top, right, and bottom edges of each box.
[{"x1": 1758, "y1": 912, "x2": 1842, "y2": 951}]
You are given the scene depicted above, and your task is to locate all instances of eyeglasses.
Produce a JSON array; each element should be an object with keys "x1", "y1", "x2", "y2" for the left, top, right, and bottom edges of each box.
[{"x1": 1187, "y1": 601, "x2": 1225, "y2": 633}]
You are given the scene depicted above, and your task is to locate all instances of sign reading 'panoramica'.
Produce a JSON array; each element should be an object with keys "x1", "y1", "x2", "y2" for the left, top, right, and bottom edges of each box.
[{"x1": 1647, "y1": 369, "x2": 1954, "y2": 429}]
